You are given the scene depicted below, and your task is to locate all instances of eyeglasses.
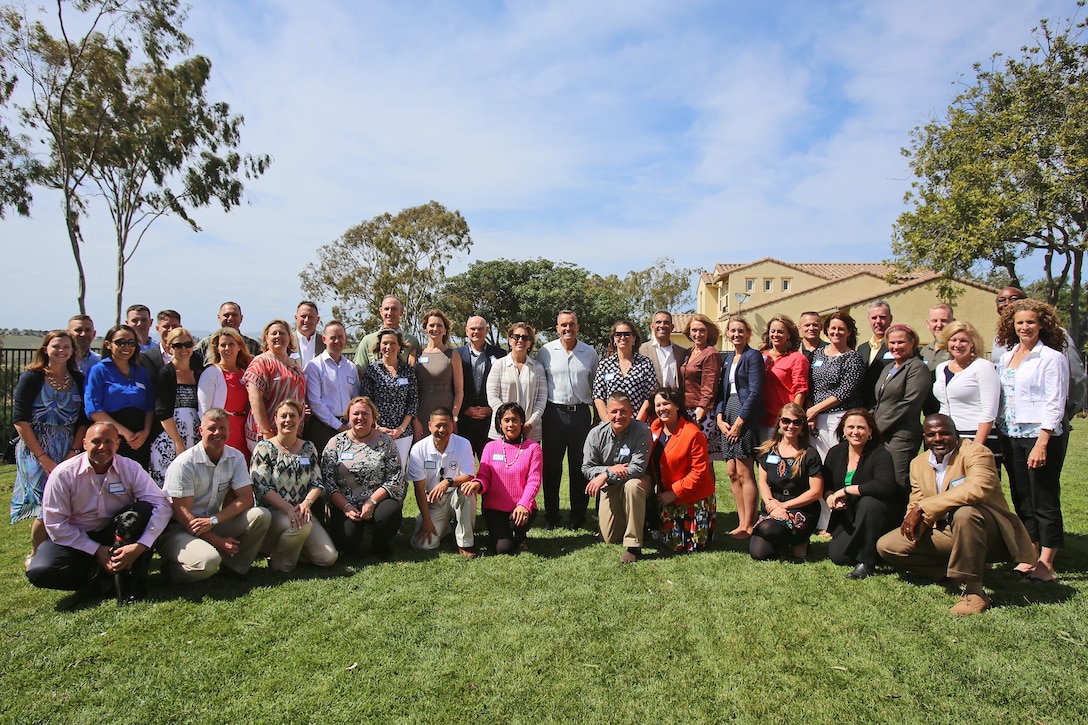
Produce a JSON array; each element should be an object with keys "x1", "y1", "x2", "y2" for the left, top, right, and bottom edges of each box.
[
  {"x1": 110, "y1": 338, "x2": 137, "y2": 348},
  {"x1": 170, "y1": 341, "x2": 194, "y2": 350},
  {"x1": 613, "y1": 331, "x2": 633, "y2": 338},
  {"x1": 510, "y1": 334, "x2": 532, "y2": 342},
  {"x1": 996, "y1": 295, "x2": 1023, "y2": 303},
  {"x1": 779, "y1": 416, "x2": 804, "y2": 427}
]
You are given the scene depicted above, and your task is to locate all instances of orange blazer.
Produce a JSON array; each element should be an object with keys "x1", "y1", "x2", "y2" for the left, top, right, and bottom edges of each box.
[{"x1": 651, "y1": 416, "x2": 715, "y2": 505}]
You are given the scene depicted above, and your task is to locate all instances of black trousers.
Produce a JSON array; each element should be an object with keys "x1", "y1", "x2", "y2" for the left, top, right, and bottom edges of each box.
[
  {"x1": 329, "y1": 499, "x2": 403, "y2": 557},
  {"x1": 828, "y1": 496, "x2": 902, "y2": 568},
  {"x1": 541, "y1": 402, "x2": 592, "y2": 525},
  {"x1": 1003, "y1": 431, "x2": 1068, "y2": 548},
  {"x1": 484, "y1": 508, "x2": 536, "y2": 555},
  {"x1": 457, "y1": 415, "x2": 492, "y2": 462},
  {"x1": 26, "y1": 501, "x2": 155, "y2": 591}
]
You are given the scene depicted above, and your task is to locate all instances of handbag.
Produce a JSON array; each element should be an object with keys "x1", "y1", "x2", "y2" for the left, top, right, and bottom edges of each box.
[{"x1": 3, "y1": 428, "x2": 18, "y2": 464}]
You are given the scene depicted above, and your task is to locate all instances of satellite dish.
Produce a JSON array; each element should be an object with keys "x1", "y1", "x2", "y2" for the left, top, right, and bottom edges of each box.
[{"x1": 735, "y1": 292, "x2": 751, "y2": 305}]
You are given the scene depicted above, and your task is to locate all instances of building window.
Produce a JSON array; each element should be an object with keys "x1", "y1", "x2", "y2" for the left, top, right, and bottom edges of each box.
[
  {"x1": 782, "y1": 278, "x2": 791, "y2": 292},
  {"x1": 746, "y1": 278, "x2": 754, "y2": 292},
  {"x1": 764, "y1": 278, "x2": 773, "y2": 292}
]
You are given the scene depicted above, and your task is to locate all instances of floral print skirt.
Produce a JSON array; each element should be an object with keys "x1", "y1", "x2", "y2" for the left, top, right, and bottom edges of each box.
[{"x1": 660, "y1": 495, "x2": 716, "y2": 553}]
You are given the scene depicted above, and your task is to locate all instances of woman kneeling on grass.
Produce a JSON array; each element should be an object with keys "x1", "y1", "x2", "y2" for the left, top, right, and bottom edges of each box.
[
  {"x1": 750, "y1": 403, "x2": 824, "y2": 562},
  {"x1": 465, "y1": 402, "x2": 542, "y2": 555},
  {"x1": 250, "y1": 400, "x2": 338, "y2": 572},
  {"x1": 649, "y1": 387, "x2": 716, "y2": 553},
  {"x1": 322, "y1": 396, "x2": 406, "y2": 560}
]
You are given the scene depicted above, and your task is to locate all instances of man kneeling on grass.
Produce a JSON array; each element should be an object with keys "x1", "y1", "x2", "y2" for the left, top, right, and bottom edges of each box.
[
  {"x1": 877, "y1": 414, "x2": 1037, "y2": 615},
  {"x1": 157, "y1": 409, "x2": 271, "y2": 582},
  {"x1": 409, "y1": 407, "x2": 479, "y2": 558},
  {"x1": 27, "y1": 422, "x2": 171, "y2": 603},
  {"x1": 582, "y1": 391, "x2": 653, "y2": 563}
]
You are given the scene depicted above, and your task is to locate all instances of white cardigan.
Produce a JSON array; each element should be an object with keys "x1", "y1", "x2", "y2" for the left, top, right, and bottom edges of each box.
[
  {"x1": 485, "y1": 354, "x2": 548, "y2": 442},
  {"x1": 933, "y1": 357, "x2": 1000, "y2": 433},
  {"x1": 998, "y1": 342, "x2": 1069, "y2": 432}
]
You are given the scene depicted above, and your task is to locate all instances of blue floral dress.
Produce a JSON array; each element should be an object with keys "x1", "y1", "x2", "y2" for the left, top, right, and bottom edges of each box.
[{"x1": 11, "y1": 379, "x2": 84, "y2": 523}]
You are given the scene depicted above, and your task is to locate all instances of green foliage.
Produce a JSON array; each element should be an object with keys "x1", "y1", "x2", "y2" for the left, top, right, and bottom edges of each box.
[
  {"x1": 892, "y1": 8, "x2": 1088, "y2": 347},
  {"x1": 0, "y1": 0, "x2": 268, "y2": 319},
  {"x1": 435, "y1": 257, "x2": 629, "y2": 348},
  {"x1": 300, "y1": 201, "x2": 473, "y2": 337},
  {"x1": 0, "y1": 61, "x2": 34, "y2": 218},
  {"x1": 610, "y1": 256, "x2": 697, "y2": 328}
]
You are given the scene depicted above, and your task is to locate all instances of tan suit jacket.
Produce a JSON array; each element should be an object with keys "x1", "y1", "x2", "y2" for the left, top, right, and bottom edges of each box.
[
  {"x1": 640, "y1": 340, "x2": 689, "y2": 392},
  {"x1": 910, "y1": 439, "x2": 1034, "y2": 562}
]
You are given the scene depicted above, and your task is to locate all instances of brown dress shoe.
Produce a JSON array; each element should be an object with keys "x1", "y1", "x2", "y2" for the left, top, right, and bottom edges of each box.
[
  {"x1": 620, "y1": 548, "x2": 640, "y2": 564},
  {"x1": 457, "y1": 546, "x2": 479, "y2": 559},
  {"x1": 950, "y1": 592, "x2": 991, "y2": 616}
]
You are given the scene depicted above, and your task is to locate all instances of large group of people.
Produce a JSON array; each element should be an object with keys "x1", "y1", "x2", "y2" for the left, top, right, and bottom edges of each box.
[{"x1": 11, "y1": 287, "x2": 1086, "y2": 617}]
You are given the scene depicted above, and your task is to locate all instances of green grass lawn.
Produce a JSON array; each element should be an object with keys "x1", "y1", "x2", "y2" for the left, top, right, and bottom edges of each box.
[{"x1": 3, "y1": 430, "x2": 1088, "y2": 724}]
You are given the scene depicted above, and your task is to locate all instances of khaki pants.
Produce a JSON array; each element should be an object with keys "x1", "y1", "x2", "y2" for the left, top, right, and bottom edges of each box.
[
  {"x1": 877, "y1": 505, "x2": 1012, "y2": 583},
  {"x1": 598, "y1": 477, "x2": 650, "y2": 548},
  {"x1": 158, "y1": 507, "x2": 271, "y2": 583},
  {"x1": 265, "y1": 509, "x2": 338, "y2": 571},
  {"x1": 411, "y1": 489, "x2": 477, "y2": 549}
]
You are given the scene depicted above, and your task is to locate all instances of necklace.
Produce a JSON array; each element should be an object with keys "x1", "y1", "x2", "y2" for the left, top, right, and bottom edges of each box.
[
  {"x1": 500, "y1": 439, "x2": 524, "y2": 468},
  {"x1": 45, "y1": 368, "x2": 72, "y2": 391}
]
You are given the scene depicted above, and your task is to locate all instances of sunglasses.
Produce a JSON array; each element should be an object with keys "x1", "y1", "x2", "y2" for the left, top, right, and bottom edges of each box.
[
  {"x1": 170, "y1": 341, "x2": 194, "y2": 350},
  {"x1": 510, "y1": 334, "x2": 533, "y2": 342},
  {"x1": 779, "y1": 416, "x2": 804, "y2": 427},
  {"x1": 613, "y1": 331, "x2": 633, "y2": 338},
  {"x1": 110, "y1": 338, "x2": 137, "y2": 348}
]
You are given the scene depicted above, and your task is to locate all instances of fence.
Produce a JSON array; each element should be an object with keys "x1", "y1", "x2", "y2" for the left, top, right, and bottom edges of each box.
[{"x1": 1, "y1": 349, "x2": 36, "y2": 438}]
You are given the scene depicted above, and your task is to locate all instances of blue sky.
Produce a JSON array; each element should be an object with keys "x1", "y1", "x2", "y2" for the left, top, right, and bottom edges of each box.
[{"x1": 1, "y1": 0, "x2": 1070, "y2": 333}]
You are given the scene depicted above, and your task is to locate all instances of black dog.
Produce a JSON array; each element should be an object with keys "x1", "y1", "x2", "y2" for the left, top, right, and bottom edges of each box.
[{"x1": 110, "y1": 510, "x2": 144, "y2": 608}]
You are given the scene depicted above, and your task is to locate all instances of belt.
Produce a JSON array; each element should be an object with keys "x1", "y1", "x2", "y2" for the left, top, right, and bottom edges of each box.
[{"x1": 549, "y1": 402, "x2": 588, "y2": 412}]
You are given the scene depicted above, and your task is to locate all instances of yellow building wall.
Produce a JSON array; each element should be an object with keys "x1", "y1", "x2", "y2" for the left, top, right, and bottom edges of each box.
[{"x1": 720, "y1": 261, "x2": 826, "y2": 316}]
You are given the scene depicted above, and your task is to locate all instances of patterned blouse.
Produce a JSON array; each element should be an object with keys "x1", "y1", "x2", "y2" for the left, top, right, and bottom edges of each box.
[
  {"x1": 809, "y1": 347, "x2": 864, "y2": 413},
  {"x1": 250, "y1": 439, "x2": 324, "y2": 507},
  {"x1": 592, "y1": 353, "x2": 658, "y2": 413},
  {"x1": 241, "y1": 353, "x2": 307, "y2": 442},
  {"x1": 361, "y1": 361, "x2": 418, "y2": 439},
  {"x1": 321, "y1": 431, "x2": 407, "y2": 506}
]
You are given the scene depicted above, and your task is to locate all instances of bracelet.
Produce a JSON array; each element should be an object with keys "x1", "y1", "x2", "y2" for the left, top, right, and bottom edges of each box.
[{"x1": 367, "y1": 497, "x2": 380, "y2": 508}]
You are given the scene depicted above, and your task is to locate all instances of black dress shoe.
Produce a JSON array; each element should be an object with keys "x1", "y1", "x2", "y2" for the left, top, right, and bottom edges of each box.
[{"x1": 846, "y1": 563, "x2": 875, "y2": 580}]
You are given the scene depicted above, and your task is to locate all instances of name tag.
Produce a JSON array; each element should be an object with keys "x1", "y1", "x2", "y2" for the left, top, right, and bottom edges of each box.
[
  {"x1": 492, "y1": 453, "x2": 505, "y2": 461},
  {"x1": 882, "y1": 351, "x2": 894, "y2": 360},
  {"x1": 135, "y1": 382, "x2": 146, "y2": 390},
  {"x1": 218, "y1": 482, "x2": 229, "y2": 492},
  {"x1": 424, "y1": 460, "x2": 437, "y2": 470},
  {"x1": 813, "y1": 360, "x2": 823, "y2": 367},
  {"x1": 604, "y1": 372, "x2": 616, "y2": 381},
  {"x1": 418, "y1": 355, "x2": 429, "y2": 363},
  {"x1": 108, "y1": 481, "x2": 125, "y2": 494},
  {"x1": 766, "y1": 454, "x2": 781, "y2": 464},
  {"x1": 347, "y1": 376, "x2": 357, "y2": 385},
  {"x1": 290, "y1": 352, "x2": 301, "y2": 359},
  {"x1": 618, "y1": 445, "x2": 631, "y2": 457},
  {"x1": 298, "y1": 456, "x2": 311, "y2": 466},
  {"x1": 948, "y1": 476, "x2": 966, "y2": 489},
  {"x1": 340, "y1": 451, "x2": 354, "y2": 461},
  {"x1": 397, "y1": 377, "x2": 409, "y2": 386}
]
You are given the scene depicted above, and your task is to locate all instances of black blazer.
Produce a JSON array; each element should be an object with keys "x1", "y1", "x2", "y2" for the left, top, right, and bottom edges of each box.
[
  {"x1": 855, "y1": 340, "x2": 891, "y2": 408},
  {"x1": 457, "y1": 343, "x2": 507, "y2": 408},
  {"x1": 822, "y1": 439, "x2": 904, "y2": 503}
]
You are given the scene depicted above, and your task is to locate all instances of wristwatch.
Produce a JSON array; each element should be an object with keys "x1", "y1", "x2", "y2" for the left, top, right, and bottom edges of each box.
[{"x1": 209, "y1": 515, "x2": 219, "y2": 526}]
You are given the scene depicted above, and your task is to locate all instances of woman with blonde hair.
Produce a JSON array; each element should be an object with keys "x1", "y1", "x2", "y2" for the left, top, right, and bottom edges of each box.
[
  {"x1": 149, "y1": 327, "x2": 204, "y2": 486},
  {"x1": 750, "y1": 403, "x2": 824, "y2": 562},
  {"x1": 715, "y1": 315, "x2": 763, "y2": 539},
  {"x1": 932, "y1": 320, "x2": 1000, "y2": 457}
]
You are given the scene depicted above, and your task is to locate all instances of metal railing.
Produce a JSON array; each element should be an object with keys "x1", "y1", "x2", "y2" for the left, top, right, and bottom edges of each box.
[{"x1": 1, "y1": 348, "x2": 36, "y2": 435}]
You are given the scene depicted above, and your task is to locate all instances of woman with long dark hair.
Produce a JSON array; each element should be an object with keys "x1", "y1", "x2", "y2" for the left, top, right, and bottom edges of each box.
[{"x1": 85, "y1": 324, "x2": 154, "y2": 466}]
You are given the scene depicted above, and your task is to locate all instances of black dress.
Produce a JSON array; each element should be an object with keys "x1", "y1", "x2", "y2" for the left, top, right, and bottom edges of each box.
[
  {"x1": 822, "y1": 441, "x2": 906, "y2": 569},
  {"x1": 750, "y1": 446, "x2": 823, "y2": 560}
]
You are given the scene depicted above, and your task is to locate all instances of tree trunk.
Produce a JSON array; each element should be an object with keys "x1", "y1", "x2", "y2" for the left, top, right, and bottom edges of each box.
[
  {"x1": 64, "y1": 197, "x2": 86, "y2": 315},
  {"x1": 114, "y1": 227, "x2": 126, "y2": 326},
  {"x1": 1070, "y1": 246, "x2": 1083, "y2": 354}
]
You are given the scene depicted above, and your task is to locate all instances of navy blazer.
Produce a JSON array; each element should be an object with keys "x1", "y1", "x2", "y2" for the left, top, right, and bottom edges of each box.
[
  {"x1": 716, "y1": 346, "x2": 764, "y2": 424},
  {"x1": 456, "y1": 343, "x2": 507, "y2": 408}
]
